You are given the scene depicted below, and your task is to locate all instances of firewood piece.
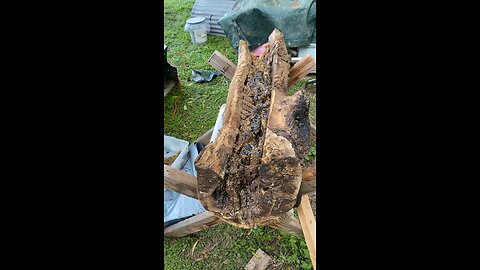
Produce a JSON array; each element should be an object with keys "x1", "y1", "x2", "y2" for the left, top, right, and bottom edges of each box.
[
  {"x1": 244, "y1": 249, "x2": 272, "y2": 270},
  {"x1": 288, "y1": 55, "x2": 316, "y2": 87},
  {"x1": 297, "y1": 195, "x2": 316, "y2": 269},
  {"x1": 164, "y1": 211, "x2": 224, "y2": 238},
  {"x1": 195, "y1": 29, "x2": 310, "y2": 228}
]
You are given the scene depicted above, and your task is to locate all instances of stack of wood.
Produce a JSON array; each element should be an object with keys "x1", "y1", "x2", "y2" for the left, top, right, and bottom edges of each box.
[{"x1": 195, "y1": 29, "x2": 311, "y2": 228}]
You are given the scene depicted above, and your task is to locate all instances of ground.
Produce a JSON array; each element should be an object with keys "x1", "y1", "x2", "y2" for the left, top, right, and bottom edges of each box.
[{"x1": 164, "y1": 0, "x2": 316, "y2": 269}]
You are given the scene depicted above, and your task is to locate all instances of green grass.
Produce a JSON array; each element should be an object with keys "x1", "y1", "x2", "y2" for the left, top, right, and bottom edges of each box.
[{"x1": 164, "y1": 0, "x2": 316, "y2": 269}]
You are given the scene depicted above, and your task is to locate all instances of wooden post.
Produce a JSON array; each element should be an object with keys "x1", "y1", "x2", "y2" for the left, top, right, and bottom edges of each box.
[
  {"x1": 164, "y1": 211, "x2": 224, "y2": 238},
  {"x1": 297, "y1": 195, "x2": 316, "y2": 269}
]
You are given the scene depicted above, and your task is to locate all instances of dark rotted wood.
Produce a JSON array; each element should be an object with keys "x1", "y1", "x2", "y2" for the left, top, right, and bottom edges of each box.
[{"x1": 195, "y1": 29, "x2": 310, "y2": 228}]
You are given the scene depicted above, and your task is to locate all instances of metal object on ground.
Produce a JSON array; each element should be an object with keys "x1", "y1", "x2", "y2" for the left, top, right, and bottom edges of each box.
[
  {"x1": 164, "y1": 45, "x2": 179, "y2": 97},
  {"x1": 191, "y1": 0, "x2": 237, "y2": 36},
  {"x1": 164, "y1": 136, "x2": 206, "y2": 228}
]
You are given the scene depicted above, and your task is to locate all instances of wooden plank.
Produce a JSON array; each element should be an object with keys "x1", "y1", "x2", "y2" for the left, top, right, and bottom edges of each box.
[
  {"x1": 208, "y1": 50, "x2": 237, "y2": 80},
  {"x1": 164, "y1": 164, "x2": 315, "y2": 200},
  {"x1": 164, "y1": 211, "x2": 224, "y2": 237},
  {"x1": 268, "y1": 212, "x2": 304, "y2": 238},
  {"x1": 208, "y1": 51, "x2": 316, "y2": 86},
  {"x1": 195, "y1": 127, "x2": 214, "y2": 146},
  {"x1": 289, "y1": 55, "x2": 316, "y2": 87},
  {"x1": 292, "y1": 57, "x2": 316, "y2": 74},
  {"x1": 297, "y1": 195, "x2": 316, "y2": 269},
  {"x1": 295, "y1": 163, "x2": 316, "y2": 206},
  {"x1": 164, "y1": 164, "x2": 198, "y2": 199},
  {"x1": 244, "y1": 249, "x2": 272, "y2": 270}
]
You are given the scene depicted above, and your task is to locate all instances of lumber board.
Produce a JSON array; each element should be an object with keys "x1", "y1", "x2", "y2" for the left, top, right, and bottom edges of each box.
[
  {"x1": 291, "y1": 57, "x2": 316, "y2": 74},
  {"x1": 164, "y1": 164, "x2": 198, "y2": 199},
  {"x1": 295, "y1": 164, "x2": 316, "y2": 206},
  {"x1": 289, "y1": 55, "x2": 316, "y2": 87},
  {"x1": 268, "y1": 212, "x2": 303, "y2": 238},
  {"x1": 208, "y1": 50, "x2": 237, "y2": 80},
  {"x1": 208, "y1": 52, "x2": 316, "y2": 86},
  {"x1": 297, "y1": 195, "x2": 316, "y2": 269},
  {"x1": 164, "y1": 211, "x2": 224, "y2": 238},
  {"x1": 164, "y1": 164, "x2": 315, "y2": 200}
]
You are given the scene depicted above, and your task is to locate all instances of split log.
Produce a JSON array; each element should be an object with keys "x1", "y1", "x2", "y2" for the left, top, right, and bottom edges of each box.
[{"x1": 195, "y1": 29, "x2": 311, "y2": 228}]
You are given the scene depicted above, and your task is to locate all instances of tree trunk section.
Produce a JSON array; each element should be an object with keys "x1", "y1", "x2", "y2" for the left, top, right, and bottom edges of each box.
[{"x1": 195, "y1": 29, "x2": 310, "y2": 228}]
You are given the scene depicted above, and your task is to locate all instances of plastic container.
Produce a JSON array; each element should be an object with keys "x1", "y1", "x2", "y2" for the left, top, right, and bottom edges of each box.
[{"x1": 184, "y1": 17, "x2": 209, "y2": 45}]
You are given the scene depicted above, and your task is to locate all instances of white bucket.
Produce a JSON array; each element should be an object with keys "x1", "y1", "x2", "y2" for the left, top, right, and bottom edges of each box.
[{"x1": 184, "y1": 17, "x2": 209, "y2": 45}]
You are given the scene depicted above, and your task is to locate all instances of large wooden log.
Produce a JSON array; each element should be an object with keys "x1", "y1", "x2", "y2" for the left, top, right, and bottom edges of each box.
[{"x1": 195, "y1": 29, "x2": 310, "y2": 228}]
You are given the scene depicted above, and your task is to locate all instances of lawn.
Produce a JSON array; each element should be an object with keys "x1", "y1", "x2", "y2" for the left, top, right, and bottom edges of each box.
[{"x1": 164, "y1": 0, "x2": 316, "y2": 269}]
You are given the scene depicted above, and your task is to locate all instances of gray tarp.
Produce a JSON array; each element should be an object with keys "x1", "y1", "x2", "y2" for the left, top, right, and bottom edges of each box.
[{"x1": 218, "y1": 0, "x2": 316, "y2": 52}]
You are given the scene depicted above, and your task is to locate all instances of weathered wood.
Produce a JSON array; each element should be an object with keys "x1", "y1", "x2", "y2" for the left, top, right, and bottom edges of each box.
[
  {"x1": 297, "y1": 195, "x2": 316, "y2": 269},
  {"x1": 195, "y1": 29, "x2": 310, "y2": 228},
  {"x1": 289, "y1": 55, "x2": 316, "y2": 87},
  {"x1": 268, "y1": 212, "x2": 303, "y2": 238},
  {"x1": 164, "y1": 164, "x2": 198, "y2": 199},
  {"x1": 310, "y1": 124, "x2": 316, "y2": 141},
  {"x1": 164, "y1": 211, "x2": 224, "y2": 238},
  {"x1": 208, "y1": 50, "x2": 237, "y2": 80},
  {"x1": 208, "y1": 51, "x2": 316, "y2": 87},
  {"x1": 295, "y1": 164, "x2": 316, "y2": 206},
  {"x1": 196, "y1": 127, "x2": 214, "y2": 146},
  {"x1": 165, "y1": 163, "x2": 316, "y2": 200},
  {"x1": 244, "y1": 249, "x2": 272, "y2": 270}
]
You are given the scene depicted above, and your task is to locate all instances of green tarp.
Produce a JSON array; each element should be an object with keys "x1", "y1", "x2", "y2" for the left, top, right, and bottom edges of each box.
[{"x1": 218, "y1": 0, "x2": 316, "y2": 52}]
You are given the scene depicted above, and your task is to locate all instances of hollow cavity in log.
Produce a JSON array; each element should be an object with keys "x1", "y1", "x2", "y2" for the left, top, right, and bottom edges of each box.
[{"x1": 195, "y1": 29, "x2": 310, "y2": 228}]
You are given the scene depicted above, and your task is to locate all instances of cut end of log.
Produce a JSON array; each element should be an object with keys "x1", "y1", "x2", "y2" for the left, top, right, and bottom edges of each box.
[{"x1": 195, "y1": 29, "x2": 310, "y2": 228}]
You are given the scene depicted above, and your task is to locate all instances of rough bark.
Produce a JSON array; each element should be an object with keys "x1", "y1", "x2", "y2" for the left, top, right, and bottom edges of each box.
[{"x1": 195, "y1": 29, "x2": 310, "y2": 228}]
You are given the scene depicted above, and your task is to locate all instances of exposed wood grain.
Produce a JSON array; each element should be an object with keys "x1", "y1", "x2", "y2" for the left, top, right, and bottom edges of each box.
[
  {"x1": 289, "y1": 55, "x2": 316, "y2": 87},
  {"x1": 295, "y1": 163, "x2": 316, "y2": 206},
  {"x1": 208, "y1": 52, "x2": 316, "y2": 87},
  {"x1": 291, "y1": 57, "x2": 316, "y2": 74},
  {"x1": 164, "y1": 211, "x2": 224, "y2": 238},
  {"x1": 165, "y1": 162, "x2": 315, "y2": 202},
  {"x1": 244, "y1": 249, "x2": 272, "y2": 270},
  {"x1": 268, "y1": 212, "x2": 303, "y2": 238},
  {"x1": 208, "y1": 50, "x2": 237, "y2": 80},
  {"x1": 164, "y1": 164, "x2": 198, "y2": 199},
  {"x1": 297, "y1": 195, "x2": 316, "y2": 269},
  {"x1": 195, "y1": 30, "x2": 310, "y2": 228}
]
